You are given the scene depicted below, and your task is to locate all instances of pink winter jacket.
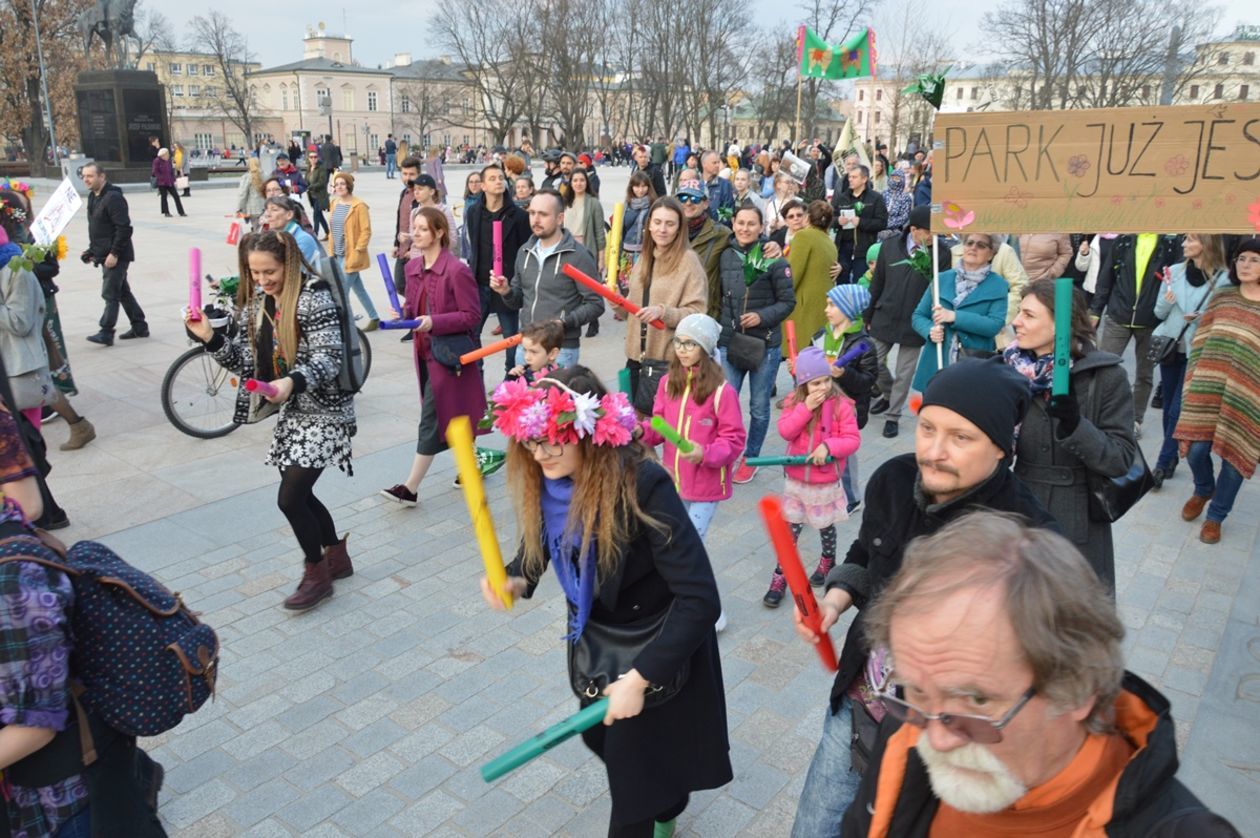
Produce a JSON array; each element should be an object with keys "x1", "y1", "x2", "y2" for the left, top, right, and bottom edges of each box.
[
  {"x1": 640, "y1": 371, "x2": 746, "y2": 502},
  {"x1": 777, "y1": 394, "x2": 861, "y2": 484}
]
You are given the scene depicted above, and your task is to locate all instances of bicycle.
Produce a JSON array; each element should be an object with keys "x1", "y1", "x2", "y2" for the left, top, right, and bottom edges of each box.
[{"x1": 161, "y1": 275, "x2": 373, "y2": 439}]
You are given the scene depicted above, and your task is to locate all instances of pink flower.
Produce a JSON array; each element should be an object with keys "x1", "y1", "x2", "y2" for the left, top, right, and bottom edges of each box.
[
  {"x1": 1110, "y1": 195, "x2": 1124, "y2": 206},
  {"x1": 593, "y1": 414, "x2": 632, "y2": 447},
  {"x1": 517, "y1": 401, "x2": 550, "y2": 439},
  {"x1": 1067, "y1": 155, "x2": 1090, "y2": 177},
  {"x1": 1248, "y1": 198, "x2": 1260, "y2": 232},
  {"x1": 1164, "y1": 155, "x2": 1190, "y2": 177},
  {"x1": 1192, "y1": 198, "x2": 1203, "y2": 210},
  {"x1": 1154, "y1": 198, "x2": 1165, "y2": 208}
]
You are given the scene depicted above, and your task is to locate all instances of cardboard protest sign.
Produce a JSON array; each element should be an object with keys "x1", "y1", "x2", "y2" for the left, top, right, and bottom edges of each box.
[
  {"x1": 30, "y1": 178, "x2": 83, "y2": 245},
  {"x1": 931, "y1": 103, "x2": 1260, "y2": 234}
]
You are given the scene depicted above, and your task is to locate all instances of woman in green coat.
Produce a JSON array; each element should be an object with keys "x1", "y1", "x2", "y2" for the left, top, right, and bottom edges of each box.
[
  {"x1": 305, "y1": 149, "x2": 330, "y2": 240},
  {"x1": 784, "y1": 200, "x2": 839, "y2": 350}
]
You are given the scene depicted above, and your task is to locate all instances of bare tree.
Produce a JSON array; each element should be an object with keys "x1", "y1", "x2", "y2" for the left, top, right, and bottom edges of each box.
[
  {"x1": 188, "y1": 12, "x2": 257, "y2": 146},
  {"x1": 869, "y1": 0, "x2": 952, "y2": 150},
  {"x1": 129, "y1": 0, "x2": 175, "y2": 69},
  {"x1": 436, "y1": 0, "x2": 533, "y2": 144},
  {"x1": 746, "y1": 31, "x2": 800, "y2": 144}
]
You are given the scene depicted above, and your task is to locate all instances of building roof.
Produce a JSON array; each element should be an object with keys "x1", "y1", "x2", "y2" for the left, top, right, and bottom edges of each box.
[
  {"x1": 390, "y1": 59, "x2": 468, "y2": 82},
  {"x1": 250, "y1": 57, "x2": 393, "y2": 77}
]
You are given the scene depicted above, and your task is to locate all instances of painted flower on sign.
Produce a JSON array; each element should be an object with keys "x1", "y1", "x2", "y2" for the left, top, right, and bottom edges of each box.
[
  {"x1": 1248, "y1": 198, "x2": 1260, "y2": 232},
  {"x1": 1164, "y1": 155, "x2": 1190, "y2": 177},
  {"x1": 1067, "y1": 155, "x2": 1090, "y2": 177}
]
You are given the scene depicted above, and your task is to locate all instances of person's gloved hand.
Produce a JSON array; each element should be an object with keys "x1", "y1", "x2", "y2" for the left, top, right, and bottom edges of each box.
[{"x1": 1048, "y1": 393, "x2": 1081, "y2": 438}]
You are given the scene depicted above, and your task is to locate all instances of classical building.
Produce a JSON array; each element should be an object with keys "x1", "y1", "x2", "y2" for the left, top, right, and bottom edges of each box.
[{"x1": 850, "y1": 24, "x2": 1260, "y2": 153}]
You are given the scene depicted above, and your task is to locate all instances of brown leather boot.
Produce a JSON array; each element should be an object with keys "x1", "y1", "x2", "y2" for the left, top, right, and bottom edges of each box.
[
  {"x1": 60, "y1": 417, "x2": 96, "y2": 451},
  {"x1": 1200, "y1": 521, "x2": 1222, "y2": 544},
  {"x1": 283, "y1": 560, "x2": 333, "y2": 610},
  {"x1": 324, "y1": 534, "x2": 353, "y2": 580},
  {"x1": 1181, "y1": 493, "x2": 1213, "y2": 521}
]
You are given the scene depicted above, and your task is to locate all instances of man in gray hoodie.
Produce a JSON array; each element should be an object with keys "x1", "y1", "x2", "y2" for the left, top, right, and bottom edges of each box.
[{"x1": 491, "y1": 190, "x2": 602, "y2": 368}]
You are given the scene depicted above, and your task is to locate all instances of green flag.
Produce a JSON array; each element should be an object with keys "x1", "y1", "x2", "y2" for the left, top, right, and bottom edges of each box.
[{"x1": 798, "y1": 26, "x2": 877, "y2": 80}]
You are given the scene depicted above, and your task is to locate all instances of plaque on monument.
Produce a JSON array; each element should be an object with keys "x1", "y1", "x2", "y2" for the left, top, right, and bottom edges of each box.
[
  {"x1": 77, "y1": 88, "x2": 121, "y2": 162},
  {"x1": 122, "y1": 88, "x2": 164, "y2": 163}
]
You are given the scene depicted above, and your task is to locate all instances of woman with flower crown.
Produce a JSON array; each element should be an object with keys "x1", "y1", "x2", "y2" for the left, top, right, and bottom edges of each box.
[{"x1": 479, "y1": 365, "x2": 732, "y2": 838}]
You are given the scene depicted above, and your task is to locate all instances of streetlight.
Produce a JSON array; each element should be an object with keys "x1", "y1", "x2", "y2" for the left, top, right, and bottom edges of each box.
[{"x1": 31, "y1": 0, "x2": 59, "y2": 167}]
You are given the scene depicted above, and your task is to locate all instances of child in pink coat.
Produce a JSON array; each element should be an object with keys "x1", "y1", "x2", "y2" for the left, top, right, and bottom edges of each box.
[
  {"x1": 764, "y1": 346, "x2": 861, "y2": 607},
  {"x1": 640, "y1": 314, "x2": 746, "y2": 630}
]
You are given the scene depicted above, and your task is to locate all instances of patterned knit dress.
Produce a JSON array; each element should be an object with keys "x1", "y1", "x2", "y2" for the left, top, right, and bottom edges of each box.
[{"x1": 1174, "y1": 286, "x2": 1260, "y2": 478}]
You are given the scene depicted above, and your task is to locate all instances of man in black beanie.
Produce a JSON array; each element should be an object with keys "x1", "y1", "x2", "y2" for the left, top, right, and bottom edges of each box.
[{"x1": 788, "y1": 357, "x2": 1061, "y2": 837}]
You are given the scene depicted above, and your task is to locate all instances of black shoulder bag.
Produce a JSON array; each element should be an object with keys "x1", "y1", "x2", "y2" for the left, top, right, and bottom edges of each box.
[
  {"x1": 1085, "y1": 374, "x2": 1154, "y2": 523},
  {"x1": 1147, "y1": 285, "x2": 1213, "y2": 365},
  {"x1": 569, "y1": 602, "x2": 689, "y2": 708},
  {"x1": 726, "y1": 283, "x2": 768, "y2": 372},
  {"x1": 633, "y1": 265, "x2": 670, "y2": 414}
]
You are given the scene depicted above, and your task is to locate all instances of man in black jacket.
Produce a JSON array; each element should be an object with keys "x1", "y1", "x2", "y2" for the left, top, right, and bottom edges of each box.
[
  {"x1": 80, "y1": 164, "x2": 146, "y2": 346},
  {"x1": 839, "y1": 512, "x2": 1239, "y2": 838},
  {"x1": 790, "y1": 359, "x2": 1059, "y2": 838},
  {"x1": 467, "y1": 165, "x2": 531, "y2": 374},
  {"x1": 864, "y1": 205, "x2": 947, "y2": 438},
  {"x1": 831, "y1": 164, "x2": 887, "y2": 284},
  {"x1": 631, "y1": 144, "x2": 668, "y2": 200},
  {"x1": 1089, "y1": 233, "x2": 1182, "y2": 434}
]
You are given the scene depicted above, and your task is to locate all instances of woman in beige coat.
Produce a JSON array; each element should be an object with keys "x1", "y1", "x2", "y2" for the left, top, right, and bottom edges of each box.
[
  {"x1": 328, "y1": 171, "x2": 378, "y2": 330},
  {"x1": 1019, "y1": 233, "x2": 1072, "y2": 282},
  {"x1": 619, "y1": 197, "x2": 707, "y2": 403}
]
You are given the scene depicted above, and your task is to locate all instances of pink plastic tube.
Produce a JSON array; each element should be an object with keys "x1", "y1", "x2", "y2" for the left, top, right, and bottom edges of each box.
[
  {"x1": 188, "y1": 247, "x2": 202, "y2": 321},
  {"x1": 244, "y1": 379, "x2": 279, "y2": 398}
]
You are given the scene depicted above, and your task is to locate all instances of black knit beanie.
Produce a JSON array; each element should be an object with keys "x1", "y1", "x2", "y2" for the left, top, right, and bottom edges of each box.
[{"x1": 920, "y1": 357, "x2": 1032, "y2": 455}]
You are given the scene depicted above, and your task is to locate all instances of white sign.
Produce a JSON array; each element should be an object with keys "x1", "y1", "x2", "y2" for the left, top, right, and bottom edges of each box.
[{"x1": 30, "y1": 179, "x2": 83, "y2": 246}]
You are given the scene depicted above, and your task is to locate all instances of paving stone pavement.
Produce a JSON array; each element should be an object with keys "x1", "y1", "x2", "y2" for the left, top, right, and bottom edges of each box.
[{"x1": 25, "y1": 165, "x2": 1260, "y2": 834}]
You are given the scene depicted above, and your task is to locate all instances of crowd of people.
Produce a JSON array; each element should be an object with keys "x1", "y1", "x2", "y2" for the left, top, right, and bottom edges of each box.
[{"x1": 0, "y1": 122, "x2": 1256, "y2": 836}]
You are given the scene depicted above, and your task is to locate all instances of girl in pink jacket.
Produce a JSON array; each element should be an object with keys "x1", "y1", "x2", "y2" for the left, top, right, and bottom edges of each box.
[{"x1": 764, "y1": 346, "x2": 860, "y2": 608}]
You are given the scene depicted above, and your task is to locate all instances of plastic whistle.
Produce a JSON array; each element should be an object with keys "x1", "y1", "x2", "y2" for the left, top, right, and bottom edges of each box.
[
  {"x1": 562, "y1": 264, "x2": 666, "y2": 329},
  {"x1": 481, "y1": 698, "x2": 610, "y2": 782},
  {"x1": 188, "y1": 247, "x2": 202, "y2": 321},
  {"x1": 377, "y1": 253, "x2": 403, "y2": 317},
  {"x1": 832, "y1": 339, "x2": 871, "y2": 369},
  {"x1": 758, "y1": 495, "x2": 839, "y2": 672},
  {"x1": 1052, "y1": 277, "x2": 1074, "y2": 396},
  {"x1": 378, "y1": 319, "x2": 422, "y2": 330},
  {"x1": 649, "y1": 416, "x2": 694, "y2": 453},
  {"x1": 446, "y1": 416, "x2": 513, "y2": 609},
  {"x1": 460, "y1": 334, "x2": 523, "y2": 365},
  {"x1": 744, "y1": 454, "x2": 833, "y2": 467},
  {"x1": 244, "y1": 378, "x2": 279, "y2": 398},
  {"x1": 492, "y1": 220, "x2": 504, "y2": 277}
]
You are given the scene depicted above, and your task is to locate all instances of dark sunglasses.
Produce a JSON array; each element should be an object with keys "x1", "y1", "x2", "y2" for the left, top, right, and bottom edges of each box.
[
  {"x1": 876, "y1": 672, "x2": 1036, "y2": 745},
  {"x1": 964, "y1": 239, "x2": 993, "y2": 250},
  {"x1": 677, "y1": 194, "x2": 706, "y2": 205}
]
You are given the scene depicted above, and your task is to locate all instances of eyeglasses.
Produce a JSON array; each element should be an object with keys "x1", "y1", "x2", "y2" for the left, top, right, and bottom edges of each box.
[
  {"x1": 875, "y1": 672, "x2": 1036, "y2": 744},
  {"x1": 677, "y1": 194, "x2": 706, "y2": 205},
  {"x1": 521, "y1": 438, "x2": 564, "y2": 457},
  {"x1": 964, "y1": 239, "x2": 993, "y2": 250},
  {"x1": 672, "y1": 338, "x2": 701, "y2": 351},
  {"x1": 786, "y1": 212, "x2": 805, "y2": 220}
]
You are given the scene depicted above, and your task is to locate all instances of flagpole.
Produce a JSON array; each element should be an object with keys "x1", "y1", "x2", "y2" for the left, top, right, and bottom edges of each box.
[{"x1": 795, "y1": 72, "x2": 804, "y2": 145}]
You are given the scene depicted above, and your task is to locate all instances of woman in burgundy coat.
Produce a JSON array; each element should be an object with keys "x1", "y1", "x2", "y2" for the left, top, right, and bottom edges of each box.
[
  {"x1": 150, "y1": 147, "x2": 186, "y2": 217},
  {"x1": 379, "y1": 207, "x2": 487, "y2": 506}
]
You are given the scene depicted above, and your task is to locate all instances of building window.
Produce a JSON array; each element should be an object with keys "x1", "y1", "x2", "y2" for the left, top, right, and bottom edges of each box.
[
  {"x1": 875, "y1": 88, "x2": 882, "y2": 101},
  {"x1": 1218, "y1": 52, "x2": 1229, "y2": 65},
  {"x1": 204, "y1": 64, "x2": 215, "y2": 75},
  {"x1": 970, "y1": 87, "x2": 978, "y2": 100},
  {"x1": 281, "y1": 89, "x2": 288, "y2": 110},
  {"x1": 1241, "y1": 84, "x2": 1250, "y2": 100},
  {"x1": 858, "y1": 89, "x2": 864, "y2": 101},
  {"x1": 403, "y1": 133, "x2": 412, "y2": 144},
  {"x1": 874, "y1": 111, "x2": 881, "y2": 124},
  {"x1": 189, "y1": 85, "x2": 200, "y2": 97},
  {"x1": 204, "y1": 86, "x2": 217, "y2": 98},
  {"x1": 194, "y1": 132, "x2": 213, "y2": 149},
  {"x1": 169, "y1": 63, "x2": 182, "y2": 74},
  {"x1": 1141, "y1": 84, "x2": 1151, "y2": 99},
  {"x1": 172, "y1": 84, "x2": 184, "y2": 96},
  {"x1": 1189, "y1": 84, "x2": 1200, "y2": 99},
  {"x1": 956, "y1": 87, "x2": 963, "y2": 100},
  {"x1": 145, "y1": 62, "x2": 155, "y2": 71},
  {"x1": 1245, "y1": 52, "x2": 1255, "y2": 66},
  {"x1": 316, "y1": 88, "x2": 329, "y2": 106},
  {"x1": 1214, "y1": 83, "x2": 1224, "y2": 99},
  {"x1": 369, "y1": 133, "x2": 379, "y2": 149},
  {"x1": 401, "y1": 95, "x2": 411, "y2": 113},
  {"x1": 187, "y1": 64, "x2": 198, "y2": 76},
  {"x1": 342, "y1": 89, "x2": 353, "y2": 110},
  {"x1": 368, "y1": 91, "x2": 378, "y2": 111}
]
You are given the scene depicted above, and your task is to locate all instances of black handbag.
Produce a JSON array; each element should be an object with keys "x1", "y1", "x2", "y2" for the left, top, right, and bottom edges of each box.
[
  {"x1": 568, "y1": 603, "x2": 689, "y2": 708},
  {"x1": 726, "y1": 287, "x2": 767, "y2": 371},
  {"x1": 1146, "y1": 285, "x2": 1213, "y2": 365},
  {"x1": 632, "y1": 267, "x2": 669, "y2": 414},
  {"x1": 1084, "y1": 376, "x2": 1155, "y2": 523},
  {"x1": 430, "y1": 332, "x2": 476, "y2": 373}
]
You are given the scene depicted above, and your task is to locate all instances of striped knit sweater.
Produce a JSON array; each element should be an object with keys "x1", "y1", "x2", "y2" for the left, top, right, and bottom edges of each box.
[{"x1": 1175, "y1": 286, "x2": 1260, "y2": 478}]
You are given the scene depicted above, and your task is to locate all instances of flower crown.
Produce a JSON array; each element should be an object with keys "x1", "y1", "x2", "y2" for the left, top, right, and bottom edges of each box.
[
  {"x1": 482, "y1": 377, "x2": 638, "y2": 448},
  {"x1": 0, "y1": 178, "x2": 33, "y2": 199}
]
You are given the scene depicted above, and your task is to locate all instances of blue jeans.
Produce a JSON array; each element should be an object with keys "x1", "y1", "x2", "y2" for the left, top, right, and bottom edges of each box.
[
  {"x1": 841, "y1": 451, "x2": 861, "y2": 506},
  {"x1": 722, "y1": 344, "x2": 782, "y2": 457},
  {"x1": 556, "y1": 346, "x2": 580, "y2": 369},
  {"x1": 334, "y1": 256, "x2": 379, "y2": 320},
  {"x1": 684, "y1": 500, "x2": 718, "y2": 538},
  {"x1": 1156, "y1": 354, "x2": 1186, "y2": 471},
  {"x1": 385, "y1": 152, "x2": 397, "y2": 177},
  {"x1": 55, "y1": 805, "x2": 91, "y2": 838},
  {"x1": 1186, "y1": 440, "x2": 1246, "y2": 523},
  {"x1": 791, "y1": 696, "x2": 860, "y2": 838},
  {"x1": 478, "y1": 285, "x2": 519, "y2": 372}
]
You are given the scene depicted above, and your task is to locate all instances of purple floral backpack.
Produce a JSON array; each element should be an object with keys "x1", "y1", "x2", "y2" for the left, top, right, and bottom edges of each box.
[{"x1": 0, "y1": 532, "x2": 219, "y2": 737}]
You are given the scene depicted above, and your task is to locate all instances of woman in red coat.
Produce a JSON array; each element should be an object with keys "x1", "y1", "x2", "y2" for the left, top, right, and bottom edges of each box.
[{"x1": 380, "y1": 207, "x2": 487, "y2": 506}]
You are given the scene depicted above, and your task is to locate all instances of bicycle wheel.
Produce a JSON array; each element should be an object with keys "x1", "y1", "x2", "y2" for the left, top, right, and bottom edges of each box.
[
  {"x1": 161, "y1": 346, "x2": 240, "y2": 439},
  {"x1": 356, "y1": 327, "x2": 373, "y2": 383}
]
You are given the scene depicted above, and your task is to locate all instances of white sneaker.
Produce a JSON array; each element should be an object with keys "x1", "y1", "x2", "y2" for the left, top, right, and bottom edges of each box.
[
  {"x1": 714, "y1": 609, "x2": 728, "y2": 633},
  {"x1": 1135, "y1": 421, "x2": 1143, "y2": 440}
]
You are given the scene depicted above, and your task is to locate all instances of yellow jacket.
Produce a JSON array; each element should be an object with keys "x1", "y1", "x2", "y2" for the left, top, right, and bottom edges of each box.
[{"x1": 328, "y1": 196, "x2": 372, "y2": 272}]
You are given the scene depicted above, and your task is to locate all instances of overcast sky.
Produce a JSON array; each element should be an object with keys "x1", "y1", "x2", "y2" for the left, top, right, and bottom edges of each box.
[{"x1": 168, "y1": 1, "x2": 1256, "y2": 74}]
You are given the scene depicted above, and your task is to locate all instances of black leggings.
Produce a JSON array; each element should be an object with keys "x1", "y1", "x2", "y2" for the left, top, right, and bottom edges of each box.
[
  {"x1": 607, "y1": 796, "x2": 688, "y2": 838},
  {"x1": 790, "y1": 522, "x2": 837, "y2": 559},
  {"x1": 276, "y1": 466, "x2": 337, "y2": 563}
]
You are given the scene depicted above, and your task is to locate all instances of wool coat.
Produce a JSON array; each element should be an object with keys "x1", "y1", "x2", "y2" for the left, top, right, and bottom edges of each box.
[
  {"x1": 507, "y1": 459, "x2": 732, "y2": 824},
  {"x1": 1011, "y1": 348, "x2": 1136, "y2": 589},
  {"x1": 620, "y1": 251, "x2": 708, "y2": 363},
  {"x1": 783, "y1": 226, "x2": 837, "y2": 346},
  {"x1": 328, "y1": 196, "x2": 371, "y2": 272}
]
